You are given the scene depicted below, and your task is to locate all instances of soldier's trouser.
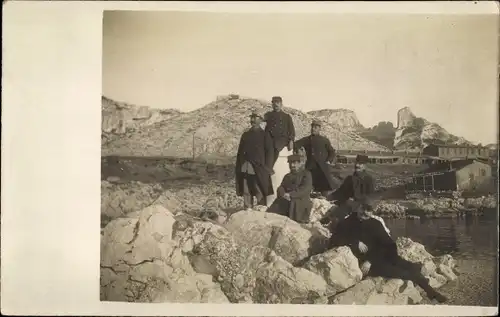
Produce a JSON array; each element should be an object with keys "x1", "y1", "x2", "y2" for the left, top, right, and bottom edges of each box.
[
  {"x1": 243, "y1": 174, "x2": 265, "y2": 208},
  {"x1": 271, "y1": 147, "x2": 282, "y2": 167},
  {"x1": 309, "y1": 164, "x2": 332, "y2": 193}
]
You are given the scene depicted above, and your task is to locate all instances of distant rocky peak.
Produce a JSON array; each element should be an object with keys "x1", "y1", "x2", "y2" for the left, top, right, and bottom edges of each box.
[
  {"x1": 307, "y1": 108, "x2": 364, "y2": 131},
  {"x1": 396, "y1": 107, "x2": 417, "y2": 129}
]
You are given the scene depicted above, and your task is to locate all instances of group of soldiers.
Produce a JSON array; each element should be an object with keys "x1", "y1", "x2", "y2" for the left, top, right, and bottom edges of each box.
[{"x1": 234, "y1": 96, "x2": 448, "y2": 303}]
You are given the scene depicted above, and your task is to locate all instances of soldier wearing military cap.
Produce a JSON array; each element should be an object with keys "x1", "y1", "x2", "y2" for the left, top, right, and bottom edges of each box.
[
  {"x1": 327, "y1": 154, "x2": 375, "y2": 205},
  {"x1": 319, "y1": 153, "x2": 377, "y2": 228},
  {"x1": 266, "y1": 154, "x2": 313, "y2": 224},
  {"x1": 235, "y1": 111, "x2": 275, "y2": 209},
  {"x1": 263, "y1": 96, "x2": 296, "y2": 166},
  {"x1": 293, "y1": 119, "x2": 338, "y2": 197}
]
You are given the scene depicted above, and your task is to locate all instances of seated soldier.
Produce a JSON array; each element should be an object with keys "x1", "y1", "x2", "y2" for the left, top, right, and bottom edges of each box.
[
  {"x1": 320, "y1": 154, "x2": 390, "y2": 234},
  {"x1": 266, "y1": 154, "x2": 313, "y2": 224},
  {"x1": 329, "y1": 202, "x2": 448, "y2": 303}
]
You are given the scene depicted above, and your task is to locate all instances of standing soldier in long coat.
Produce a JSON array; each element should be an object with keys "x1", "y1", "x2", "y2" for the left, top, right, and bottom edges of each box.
[
  {"x1": 266, "y1": 154, "x2": 313, "y2": 223},
  {"x1": 294, "y1": 120, "x2": 338, "y2": 197},
  {"x1": 263, "y1": 96, "x2": 296, "y2": 166},
  {"x1": 235, "y1": 112, "x2": 275, "y2": 209}
]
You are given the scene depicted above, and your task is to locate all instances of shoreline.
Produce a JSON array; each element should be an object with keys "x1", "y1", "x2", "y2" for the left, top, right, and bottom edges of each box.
[{"x1": 101, "y1": 178, "x2": 497, "y2": 227}]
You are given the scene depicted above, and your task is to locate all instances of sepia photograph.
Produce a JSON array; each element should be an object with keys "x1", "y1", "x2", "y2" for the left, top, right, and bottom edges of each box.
[{"x1": 100, "y1": 10, "x2": 498, "y2": 307}]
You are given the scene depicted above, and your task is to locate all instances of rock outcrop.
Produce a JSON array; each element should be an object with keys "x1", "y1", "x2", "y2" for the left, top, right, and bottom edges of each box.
[
  {"x1": 332, "y1": 277, "x2": 423, "y2": 305},
  {"x1": 100, "y1": 205, "x2": 229, "y2": 303},
  {"x1": 102, "y1": 96, "x2": 181, "y2": 135},
  {"x1": 397, "y1": 107, "x2": 417, "y2": 129},
  {"x1": 100, "y1": 181, "x2": 183, "y2": 225},
  {"x1": 463, "y1": 196, "x2": 497, "y2": 209},
  {"x1": 101, "y1": 201, "x2": 460, "y2": 304},
  {"x1": 170, "y1": 211, "x2": 329, "y2": 303},
  {"x1": 225, "y1": 210, "x2": 329, "y2": 265},
  {"x1": 307, "y1": 109, "x2": 365, "y2": 132},
  {"x1": 303, "y1": 246, "x2": 363, "y2": 296},
  {"x1": 396, "y1": 237, "x2": 458, "y2": 288},
  {"x1": 393, "y1": 107, "x2": 474, "y2": 150},
  {"x1": 371, "y1": 195, "x2": 496, "y2": 219}
]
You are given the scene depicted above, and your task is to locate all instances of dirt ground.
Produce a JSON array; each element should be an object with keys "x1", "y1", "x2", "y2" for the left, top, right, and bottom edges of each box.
[{"x1": 101, "y1": 155, "x2": 427, "y2": 189}]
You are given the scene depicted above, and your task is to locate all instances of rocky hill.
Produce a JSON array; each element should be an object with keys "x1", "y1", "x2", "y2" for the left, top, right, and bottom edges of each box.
[
  {"x1": 394, "y1": 107, "x2": 474, "y2": 150},
  {"x1": 102, "y1": 95, "x2": 388, "y2": 157},
  {"x1": 358, "y1": 121, "x2": 397, "y2": 150},
  {"x1": 306, "y1": 106, "x2": 475, "y2": 151},
  {"x1": 307, "y1": 108, "x2": 365, "y2": 132},
  {"x1": 101, "y1": 96, "x2": 182, "y2": 145}
]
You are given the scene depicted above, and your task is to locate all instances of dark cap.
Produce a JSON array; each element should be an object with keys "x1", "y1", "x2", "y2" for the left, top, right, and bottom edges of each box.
[
  {"x1": 271, "y1": 96, "x2": 282, "y2": 103},
  {"x1": 355, "y1": 154, "x2": 369, "y2": 164},
  {"x1": 350, "y1": 197, "x2": 374, "y2": 212},
  {"x1": 250, "y1": 111, "x2": 262, "y2": 119},
  {"x1": 311, "y1": 119, "x2": 322, "y2": 127},
  {"x1": 287, "y1": 154, "x2": 302, "y2": 163}
]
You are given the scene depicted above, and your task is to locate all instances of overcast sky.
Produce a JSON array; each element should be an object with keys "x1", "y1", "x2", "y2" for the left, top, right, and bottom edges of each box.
[{"x1": 103, "y1": 11, "x2": 498, "y2": 144}]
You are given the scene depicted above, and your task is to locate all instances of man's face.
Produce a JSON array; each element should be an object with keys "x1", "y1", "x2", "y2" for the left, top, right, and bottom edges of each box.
[
  {"x1": 311, "y1": 125, "x2": 321, "y2": 135},
  {"x1": 289, "y1": 160, "x2": 301, "y2": 173},
  {"x1": 354, "y1": 162, "x2": 365, "y2": 172},
  {"x1": 250, "y1": 116, "x2": 262, "y2": 127},
  {"x1": 272, "y1": 101, "x2": 282, "y2": 111}
]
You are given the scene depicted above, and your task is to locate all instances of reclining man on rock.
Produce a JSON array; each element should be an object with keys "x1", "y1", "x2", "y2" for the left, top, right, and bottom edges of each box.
[{"x1": 327, "y1": 200, "x2": 448, "y2": 303}]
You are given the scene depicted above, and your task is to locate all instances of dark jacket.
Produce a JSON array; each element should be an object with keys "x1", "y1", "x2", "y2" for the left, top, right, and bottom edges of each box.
[
  {"x1": 328, "y1": 171, "x2": 375, "y2": 206},
  {"x1": 264, "y1": 110, "x2": 296, "y2": 152},
  {"x1": 329, "y1": 213, "x2": 398, "y2": 264},
  {"x1": 267, "y1": 168, "x2": 313, "y2": 223},
  {"x1": 235, "y1": 127, "x2": 274, "y2": 197},
  {"x1": 294, "y1": 135, "x2": 337, "y2": 191}
]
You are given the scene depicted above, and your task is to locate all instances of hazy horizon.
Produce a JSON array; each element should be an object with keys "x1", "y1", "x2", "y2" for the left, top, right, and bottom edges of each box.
[{"x1": 103, "y1": 11, "x2": 499, "y2": 144}]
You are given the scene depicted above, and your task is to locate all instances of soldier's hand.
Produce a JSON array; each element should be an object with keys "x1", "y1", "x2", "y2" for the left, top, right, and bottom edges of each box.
[
  {"x1": 360, "y1": 260, "x2": 371, "y2": 276},
  {"x1": 283, "y1": 193, "x2": 291, "y2": 201},
  {"x1": 358, "y1": 241, "x2": 369, "y2": 254}
]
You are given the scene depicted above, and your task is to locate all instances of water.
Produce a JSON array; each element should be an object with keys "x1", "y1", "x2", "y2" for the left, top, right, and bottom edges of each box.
[{"x1": 384, "y1": 210, "x2": 498, "y2": 306}]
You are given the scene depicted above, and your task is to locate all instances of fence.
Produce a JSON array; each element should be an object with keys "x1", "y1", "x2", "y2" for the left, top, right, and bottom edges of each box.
[{"x1": 405, "y1": 170, "x2": 457, "y2": 192}]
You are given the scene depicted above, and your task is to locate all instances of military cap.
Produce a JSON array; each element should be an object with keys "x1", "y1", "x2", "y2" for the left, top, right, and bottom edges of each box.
[
  {"x1": 271, "y1": 96, "x2": 283, "y2": 103},
  {"x1": 355, "y1": 154, "x2": 369, "y2": 164},
  {"x1": 249, "y1": 111, "x2": 263, "y2": 119},
  {"x1": 287, "y1": 154, "x2": 302, "y2": 163},
  {"x1": 311, "y1": 119, "x2": 322, "y2": 127}
]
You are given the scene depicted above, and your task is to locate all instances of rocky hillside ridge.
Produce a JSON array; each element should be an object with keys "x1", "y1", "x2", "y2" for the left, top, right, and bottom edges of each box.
[
  {"x1": 101, "y1": 184, "x2": 461, "y2": 304},
  {"x1": 394, "y1": 107, "x2": 474, "y2": 150},
  {"x1": 307, "y1": 108, "x2": 365, "y2": 132},
  {"x1": 102, "y1": 95, "x2": 388, "y2": 157},
  {"x1": 102, "y1": 96, "x2": 182, "y2": 145},
  {"x1": 307, "y1": 106, "x2": 477, "y2": 151}
]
